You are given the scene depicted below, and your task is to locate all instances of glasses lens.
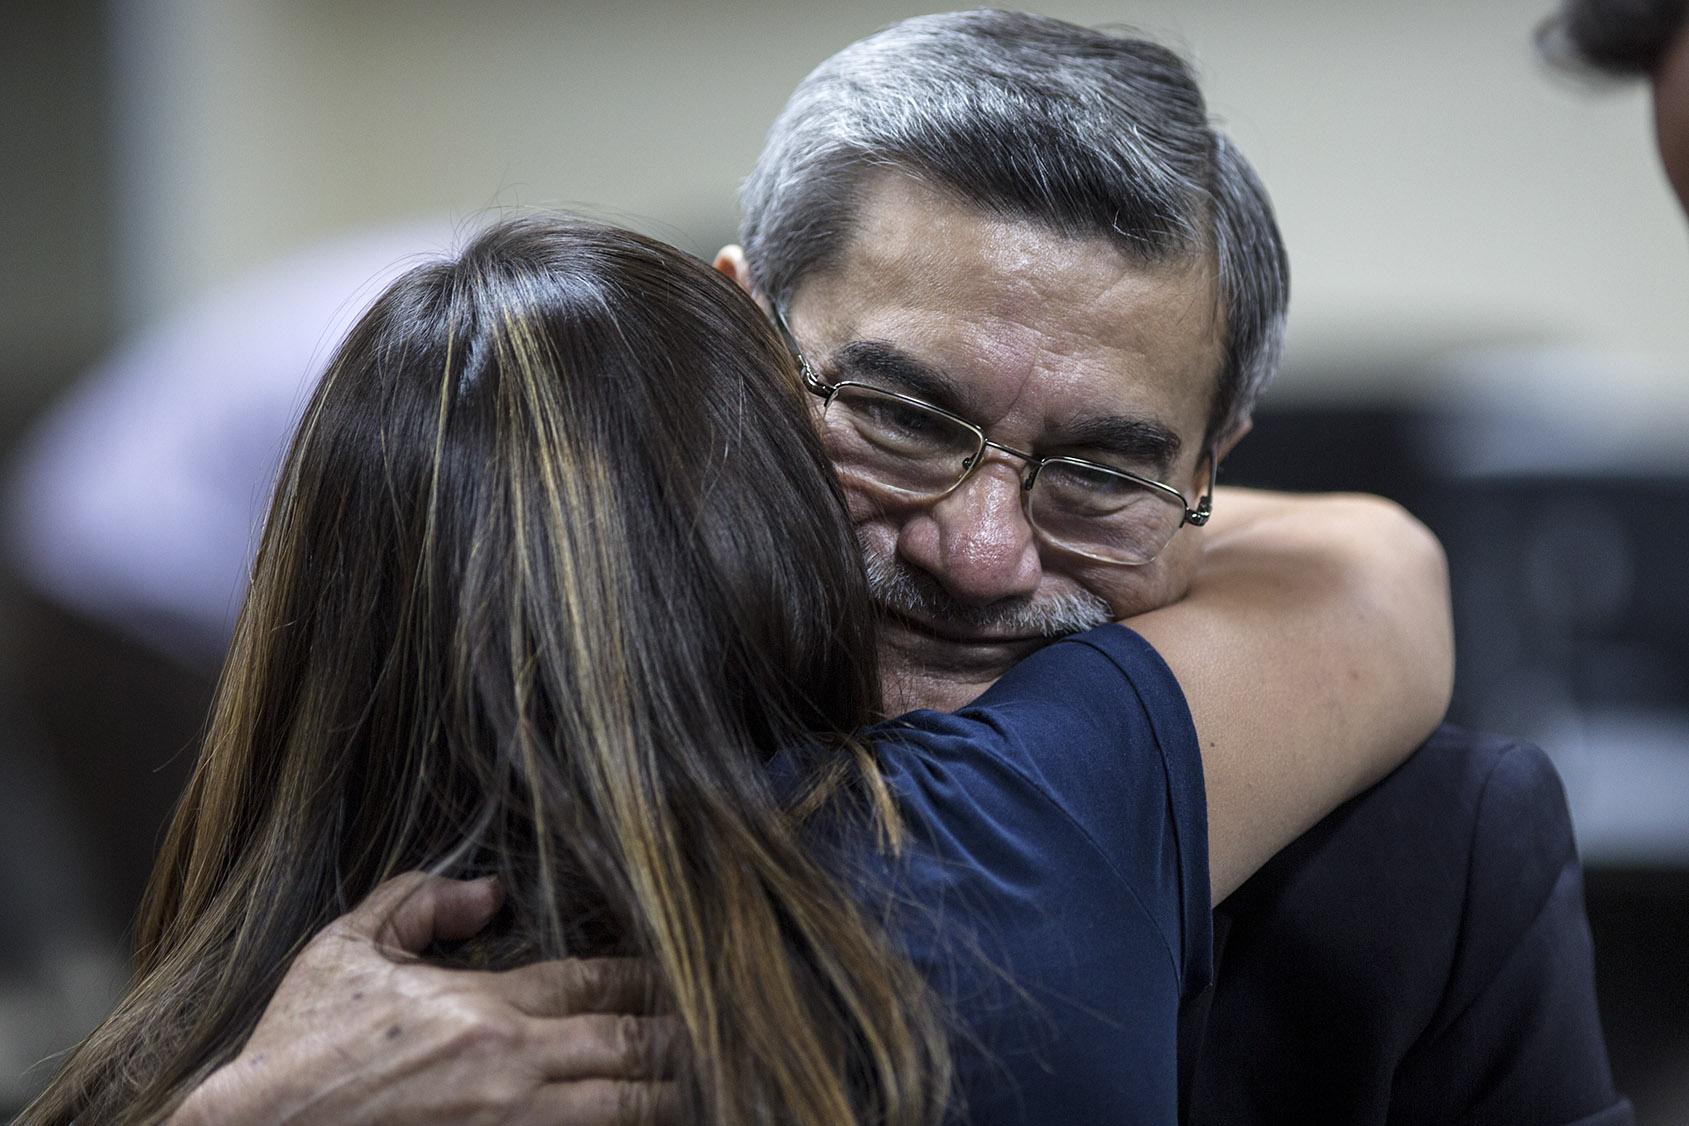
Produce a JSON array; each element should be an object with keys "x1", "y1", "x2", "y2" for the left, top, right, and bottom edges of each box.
[
  {"x1": 1029, "y1": 458, "x2": 1186, "y2": 565},
  {"x1": 821, "y1": 385, "x2": 981, "y2": 499}
]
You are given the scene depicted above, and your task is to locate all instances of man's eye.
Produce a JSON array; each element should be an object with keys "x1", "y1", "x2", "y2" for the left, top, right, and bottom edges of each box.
[
  {"x1": 1042, "y1": 462, "x2": 1151, "y2": 513},
  {"x1": 860, "y1": 398, "x2": 943, "y2": 439},
  {"x1": 1058, "y1": 462, "x2": 1132, "y2": 494}
]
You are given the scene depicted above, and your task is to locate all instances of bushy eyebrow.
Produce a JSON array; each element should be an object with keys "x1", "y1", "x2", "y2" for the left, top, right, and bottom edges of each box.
[
  {"x1": 1053, "y1": 415, "x2": 1183, "y2": 475},
  {"x1": 826, "y1": 337, "x2": 1185, "y2": 474},
  {"x1": 827, "y1": 340, "x2": 969, "y2": 411}
]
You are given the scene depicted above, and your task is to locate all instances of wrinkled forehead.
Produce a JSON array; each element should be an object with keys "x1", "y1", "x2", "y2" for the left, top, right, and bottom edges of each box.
[{"x1": 789, "y1": 174, "x2": 1226, "y2": 458}]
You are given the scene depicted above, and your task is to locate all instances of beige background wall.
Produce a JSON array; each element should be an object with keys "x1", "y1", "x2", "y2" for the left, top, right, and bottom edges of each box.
[
  {"x1": 97, "y1": 0, "x2": 1689, "y2": 410},
  {"x1": 5, "y1": 0, "x2": 1685, "y2": 418}
]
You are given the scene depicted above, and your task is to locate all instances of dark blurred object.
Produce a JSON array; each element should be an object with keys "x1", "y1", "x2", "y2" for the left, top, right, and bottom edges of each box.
[
  {"x1": 1437, "y1": 473, "x2": 1689, "y2": 867},
  {"x1": 1538, "y1": 0, "x2": 1689, "y2": 78},
  {"x1": 0, "y1": 0, "x2": 114, "y2": 427},
  {"x1": 1222, "y1": 403, "x2": 1453, "y2": 506},
  {"x1": 1230, "y1": 396, "x2": 1689, "y2": 1124},
  {"x1": 5, "y1": 585, "x2": 214, "y2": 930},
  {"x1": 0, "y1": 567, "x2": 178, "y2": 1111},
  {"x1": 1227, "y1": 397, "x2": 1689, "y2": 867},
  {"x1": 0, "y1": 223, "x2": 447, "y2": 967},
  {"x1": 1585, "y1": 869, "x2": 1689, "y2": 1124},
  {"x1": 2, "y1": 0, "x2": 128, "y2": 1111},
  {"x1": 0, "y1": 222, "x2": 458, "y2": 1115}
]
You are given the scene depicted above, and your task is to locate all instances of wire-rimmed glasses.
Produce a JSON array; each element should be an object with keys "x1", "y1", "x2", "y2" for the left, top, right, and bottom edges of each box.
[{"x1": 770, "y1": 306, "x2": 1213, "y2": 567}]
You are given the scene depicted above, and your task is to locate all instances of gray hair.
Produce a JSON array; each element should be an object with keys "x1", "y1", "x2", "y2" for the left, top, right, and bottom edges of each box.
[
  {"x1": 1538, "y1": 0, "x2": 1689, "y2": 76},
  {"x1": 739, "y1": 9, "x2": 1289, "y2": 446}
]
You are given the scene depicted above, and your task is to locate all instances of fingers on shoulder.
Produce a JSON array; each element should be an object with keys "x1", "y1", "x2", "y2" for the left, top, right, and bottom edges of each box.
[
  {"x1": 499, "y1": 957, "x2": 667, "y2": 1016},
  {"x1": 332, "y1": 871, "x2": 502, "y2": 952}
]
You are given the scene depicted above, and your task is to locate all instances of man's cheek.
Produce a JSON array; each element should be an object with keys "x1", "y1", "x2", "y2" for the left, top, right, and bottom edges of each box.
[
  {"x1": 1076, "y1": 532, "x2": 1202, "y2": 620},
  {"x1": 838, "y1": 472, "x2": 909, "y2": 526},
  {"x1": 845, "y1": 486, "x2": 880, "y2": 526},
  {"x1": 848, "y1": 503, "x2": 900, "y2": 567}
]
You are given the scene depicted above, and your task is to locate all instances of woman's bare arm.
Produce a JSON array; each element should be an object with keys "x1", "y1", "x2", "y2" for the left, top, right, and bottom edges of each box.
[{"x1": 1125, "y1": 489, "x2": 1454, "y2": 902}]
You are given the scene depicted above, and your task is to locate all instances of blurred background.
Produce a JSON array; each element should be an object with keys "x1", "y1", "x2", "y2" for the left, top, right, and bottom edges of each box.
[{"x1": 3, "y1": 0, "x2": 1686, "y2": 1119}]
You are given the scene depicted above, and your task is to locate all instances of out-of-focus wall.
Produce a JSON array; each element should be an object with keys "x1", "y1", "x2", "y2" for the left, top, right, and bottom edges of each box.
[
  {"x1": 101, "y1": 0, "x2": 1688, "y2": 411},
  {"x1": 1, "y1": 0, "x2": 112, "y2": 425}
]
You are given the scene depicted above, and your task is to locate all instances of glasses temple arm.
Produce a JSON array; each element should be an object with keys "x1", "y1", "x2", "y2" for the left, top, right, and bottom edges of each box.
[{"x1": 1188, "y1": 453, "x2": 1217, "y2": 527}]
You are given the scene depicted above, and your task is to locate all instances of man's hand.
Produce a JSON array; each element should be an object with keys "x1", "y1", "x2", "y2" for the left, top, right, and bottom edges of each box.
[{"x1": 172, "y1": 872, "x2": 682, "y2": 1125}]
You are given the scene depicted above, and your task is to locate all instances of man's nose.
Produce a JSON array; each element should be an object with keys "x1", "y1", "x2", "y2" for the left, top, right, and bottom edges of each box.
[{"x1": 897, "y1": 458, "x2": 1043, "y2": 606}]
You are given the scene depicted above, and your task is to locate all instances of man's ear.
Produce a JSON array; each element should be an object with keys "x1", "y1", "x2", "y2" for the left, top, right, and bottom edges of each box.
[
  {"x1": 714, "y1": 245, "x2": 767, "y2": 309},
  {"x1": 1214, "y1": 417, "x2": 1253, "y2": 463}
]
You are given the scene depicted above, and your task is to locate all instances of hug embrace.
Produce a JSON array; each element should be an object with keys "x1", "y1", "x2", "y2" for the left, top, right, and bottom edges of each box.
[{"x1": 27, "y1": 8, "x2": 1649, "y2": 1125}]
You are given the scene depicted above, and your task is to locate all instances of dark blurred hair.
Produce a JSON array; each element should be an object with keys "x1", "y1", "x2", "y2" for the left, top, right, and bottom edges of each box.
[
  {"x1": 1539, "y1": 0, "x2": 1689, "y2": 76},
  {"x1": 740, "y1": 9, "x2": 1290, "y2": 449},
  {"x1": 22, "y1": 215, "x2": 948, "y2": 1125}
]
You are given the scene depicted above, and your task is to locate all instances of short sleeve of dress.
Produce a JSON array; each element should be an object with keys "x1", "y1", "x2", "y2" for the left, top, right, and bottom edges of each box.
[{"x1": 940, "y1": 624, "x2": 1211, "y2": 996}]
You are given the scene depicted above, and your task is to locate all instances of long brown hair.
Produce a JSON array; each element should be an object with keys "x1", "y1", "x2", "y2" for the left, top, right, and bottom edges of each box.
[{"x1": 24, "y1": 215, "x2": 949, "y2": 1124}]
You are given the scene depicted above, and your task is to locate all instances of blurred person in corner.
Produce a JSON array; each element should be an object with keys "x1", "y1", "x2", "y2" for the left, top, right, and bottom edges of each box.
[{"x1": 1541, "y1": 0, "x2": 1689, "y2": 214}]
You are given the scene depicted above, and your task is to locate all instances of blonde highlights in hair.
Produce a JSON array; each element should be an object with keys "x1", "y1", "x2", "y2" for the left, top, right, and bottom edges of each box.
[{"x1": 24, "y1": 216, "x2": 949, "y2": 1125}]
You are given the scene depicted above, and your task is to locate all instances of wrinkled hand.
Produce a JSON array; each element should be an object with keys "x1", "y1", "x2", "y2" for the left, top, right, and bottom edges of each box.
[{"x1": 172, "y1": 872, "x2": 681, "y2": 1125}]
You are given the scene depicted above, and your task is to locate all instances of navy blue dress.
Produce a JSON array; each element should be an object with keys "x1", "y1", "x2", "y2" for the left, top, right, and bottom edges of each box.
[{"x1": 776, "y1": 625, "x2": 1212, "y2": 1124}]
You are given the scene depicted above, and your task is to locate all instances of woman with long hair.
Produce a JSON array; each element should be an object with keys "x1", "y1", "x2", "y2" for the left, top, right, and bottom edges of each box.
[{"x1": 24, "y1": 215, "x2": 1450, "y2": 1124}]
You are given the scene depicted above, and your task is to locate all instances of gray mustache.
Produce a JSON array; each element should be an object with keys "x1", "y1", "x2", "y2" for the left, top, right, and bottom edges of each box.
[{"x1": 861, "y1": 547, "x2": 1112, "y2": 639}]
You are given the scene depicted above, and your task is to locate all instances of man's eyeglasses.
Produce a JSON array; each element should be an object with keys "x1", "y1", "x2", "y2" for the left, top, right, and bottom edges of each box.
[{"x1": 770, "y1": 306, "x2": 1213, "y2": 567}]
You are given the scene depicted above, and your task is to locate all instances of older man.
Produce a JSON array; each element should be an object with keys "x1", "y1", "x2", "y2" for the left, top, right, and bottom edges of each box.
[
  {"x1": 712, "y1": 15, "x2": 1625, "y2": 1124},
  {"x1": 166, "y1": 11, "x2": 1626, "y2": 1125}
]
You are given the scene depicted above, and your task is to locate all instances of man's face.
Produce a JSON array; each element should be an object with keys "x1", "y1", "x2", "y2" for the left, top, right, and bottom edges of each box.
[{"x1": 782, "y1": 173, "x2": 1226, "y2": 712}]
